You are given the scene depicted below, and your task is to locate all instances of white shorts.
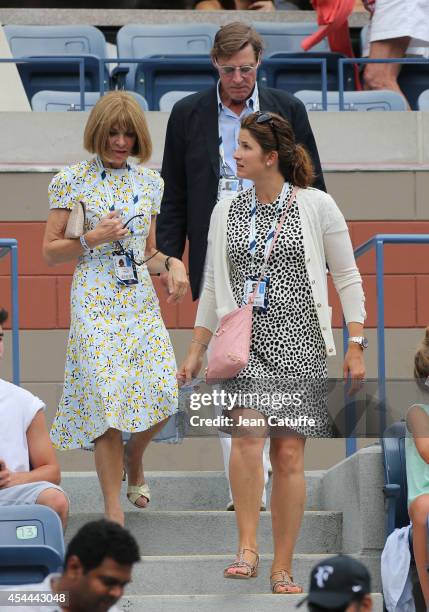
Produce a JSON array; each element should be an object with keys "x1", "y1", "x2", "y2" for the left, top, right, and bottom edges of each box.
[
  {"x1": 0, "y1": 481, "x2": 66, "y2": 506},
  {"x1": 368, "y1": 0, "x2": 429, "y2": 53}
]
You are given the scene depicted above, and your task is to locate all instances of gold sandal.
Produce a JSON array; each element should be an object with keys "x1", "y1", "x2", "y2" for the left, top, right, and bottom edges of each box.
[
  {"x1": 224, "y1": 548, "x2": 259, "y2": 579},
  {"x1": 126, "y1": 483, "x2": 150, "y2": 508},
  {"x1": 270, "y1": 569, "x2": 303, "y2": 594}
]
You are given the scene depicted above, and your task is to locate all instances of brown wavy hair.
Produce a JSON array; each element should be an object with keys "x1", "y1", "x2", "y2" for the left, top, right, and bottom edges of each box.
[
  {"x1": 240, "y1": 112, "x2": 315, "y2": 188},
  {"x1": 211, "y1": 22, "x2": 264, "y2": 62},
  {"x1": 414, "y1": 327, "x2": 429, "y2": 391}
]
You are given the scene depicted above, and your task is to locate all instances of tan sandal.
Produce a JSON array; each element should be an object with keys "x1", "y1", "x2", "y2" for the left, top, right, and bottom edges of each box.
[
  {"x1": 224, "y1": 548, "x2": 259, "y2": 579},
  {"x1": 270, "y1": 569, "x2": 303, "y2": 594},
  {"x1": 126, "y1": 483, "x2": 150, "y2": 508}
]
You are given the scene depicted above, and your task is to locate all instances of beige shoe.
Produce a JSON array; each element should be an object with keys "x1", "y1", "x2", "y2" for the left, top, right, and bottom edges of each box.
[
  {"x1": 224, "y1": 549, "x2": 259, "y2": 579},
  {"x1": 270, "y1": 569, "x2": 303, "y2": 594},
  {"x1": 126, "y1": 483, "x2": 150, "y2": 508}
]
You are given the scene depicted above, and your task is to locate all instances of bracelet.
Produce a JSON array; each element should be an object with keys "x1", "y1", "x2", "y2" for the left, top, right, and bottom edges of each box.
[
  {"x1": 165, "y1": 256, "x2": 172, "y2": 272},
  {"x1": 80, "y1": 234, "x2": 93, "y2": 252},
  {"x1": 191, "y1": 339, "x2": 208, "y2": 350}
]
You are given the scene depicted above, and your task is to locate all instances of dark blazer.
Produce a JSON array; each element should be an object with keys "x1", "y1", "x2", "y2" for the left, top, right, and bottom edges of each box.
[{"x1": 157, "y1": 85, "x2": 326, "y2": 300}]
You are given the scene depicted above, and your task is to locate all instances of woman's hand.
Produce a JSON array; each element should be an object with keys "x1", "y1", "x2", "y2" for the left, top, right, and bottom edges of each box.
[
  {"x1": 87, "y1": 211, "x2": 128, "y2": 248},
  {"x1": 177, "y1": 350, "x2": 205, "y2": 387},
  {"x1": 166, "y1": 258, "x2": 189, "y2": 304},
  {"x1": 343, "y1": 345, "x2": 366, "y2": 395}
]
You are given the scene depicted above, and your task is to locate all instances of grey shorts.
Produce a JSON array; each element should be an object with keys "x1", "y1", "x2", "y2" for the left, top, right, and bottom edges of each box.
[{"x1": 0, "y1": 481, "x2": 67, "y2": 506}]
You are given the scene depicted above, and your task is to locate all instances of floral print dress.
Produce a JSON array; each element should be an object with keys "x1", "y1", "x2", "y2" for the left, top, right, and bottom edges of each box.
[{"x1": 49, "y1": 159, "x2": 178, "y2": 449}]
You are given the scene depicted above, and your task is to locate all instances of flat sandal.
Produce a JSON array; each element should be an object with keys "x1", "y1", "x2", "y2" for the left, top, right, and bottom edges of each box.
[
  {"x1": 270, "y1": 569, "x2": 303, "y2": 594},
  {"x1": 224, "y1": 548, "x2": 259, "y2": 579}
]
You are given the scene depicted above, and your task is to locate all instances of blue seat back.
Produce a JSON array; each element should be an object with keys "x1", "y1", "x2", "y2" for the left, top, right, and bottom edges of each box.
[
  {"x1": 418, "y1": 88, "x2": 429, "y2": 110},
  {"x1": 4, "y1": 24, "x2": 107, "y2": 59},
  {"x1": 134, "y1": 56, "x2": 216, "y2": 110},
  {"x1": 117, "y1": 23, "x2": 217, "y2": 91},
  {"x1": 253, "y1": 21, "x2": 329, "y2": 55},
  {"x1": 0, "y1": 545, "x2": 63, "y2": 585},
  {"x1": 261, "y1": 52, "x2": 355, "y2": 93},
  {"x1": 159, "y1": 90, "x2": 196, "y2": 112},
  {"x1": 381, "y1": 421, "x2": 410, "y2": 531},
  {"x1": 31, "y1": 90, "x2": 148, "y2": 112},
  {"x1": 294, "y1": 89, "x2": 408, "y2": 111},
  {"x1": 0, "y1": 504, "x2": 65, "y2": 557},
  {"x1": 398, "y1": 63, "x2": 429, "y2": 110}
]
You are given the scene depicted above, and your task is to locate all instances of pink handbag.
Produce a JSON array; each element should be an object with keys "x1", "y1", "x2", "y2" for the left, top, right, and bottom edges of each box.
[{"x1": 206, "y1": 187, "x2": 298, "y2": 382}]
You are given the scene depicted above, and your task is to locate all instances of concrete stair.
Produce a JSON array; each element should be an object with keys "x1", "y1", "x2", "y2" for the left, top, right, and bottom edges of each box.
[{"x1": 62, "y1": 466, "x2": 384, "y2": 611}]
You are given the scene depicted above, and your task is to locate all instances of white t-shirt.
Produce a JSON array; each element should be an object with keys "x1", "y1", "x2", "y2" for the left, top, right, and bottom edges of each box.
[
  {"x1": 3, "y1": 573, "x2": 121, "y2": 611},
  {"x1": 0, "y1": 378, "x2": 45, "y2": 472}
]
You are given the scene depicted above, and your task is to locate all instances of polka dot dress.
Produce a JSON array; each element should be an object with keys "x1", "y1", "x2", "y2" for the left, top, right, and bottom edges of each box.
[{"x1": 224, "y1": 186, "x2": 331, "y2": 437}]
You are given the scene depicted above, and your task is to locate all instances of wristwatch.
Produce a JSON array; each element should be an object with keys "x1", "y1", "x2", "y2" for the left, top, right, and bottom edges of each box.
[{"x1": 348, "y1": 336, "x2": 368, "y2": 350}]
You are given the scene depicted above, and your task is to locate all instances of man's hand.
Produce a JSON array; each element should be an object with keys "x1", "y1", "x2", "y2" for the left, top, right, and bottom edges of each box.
[
  {"x1": 0, "y1": 460, "x2": 11, "y2": 489},
  {"x1": 166, "y1": 259, "x2": 189, "y2": 304},
  {"x1": 248, "y1": 0, "x2": 275, "y2": 9}
]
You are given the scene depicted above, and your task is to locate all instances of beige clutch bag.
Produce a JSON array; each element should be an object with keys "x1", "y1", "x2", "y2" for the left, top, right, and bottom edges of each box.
[{"x1": 64, "y1": 201, "x2": 86, "y2": 239}]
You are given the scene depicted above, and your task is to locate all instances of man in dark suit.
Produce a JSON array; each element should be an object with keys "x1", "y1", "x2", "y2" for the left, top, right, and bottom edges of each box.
[{"x1": 157, "y1": 21, "x2": 326, "y2": 301}]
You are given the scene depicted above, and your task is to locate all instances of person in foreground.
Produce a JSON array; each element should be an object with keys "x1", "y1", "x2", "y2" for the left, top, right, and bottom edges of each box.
[
  {"x1": 43, "y1": 92, "x2": 188, "y2": 526},
  {"x1": 5, "y1": 519, "x2": 140, "y2": 612},
  {"x1": 178, "y1": 111, "x2": 366, "y2": 594},
  {"x1": 405, "y1": 327, "x2": 429, "y2": 607},
  {"x1": 297, "y1": 554, "x2": 373, "y2": 610},
  {"x1": 0, "y1": 307, "x2": 69, "y2": 530}
]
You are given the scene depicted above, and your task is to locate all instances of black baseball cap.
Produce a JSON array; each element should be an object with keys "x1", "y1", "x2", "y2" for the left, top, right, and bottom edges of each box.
[{"x1": 296, "y1": 555, "x2": 371, "y2": 609}]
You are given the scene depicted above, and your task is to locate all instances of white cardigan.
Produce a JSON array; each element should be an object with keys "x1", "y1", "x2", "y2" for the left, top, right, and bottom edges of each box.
[{"x1": 195, "y1": 187, "x2": 366, "y2": 357}]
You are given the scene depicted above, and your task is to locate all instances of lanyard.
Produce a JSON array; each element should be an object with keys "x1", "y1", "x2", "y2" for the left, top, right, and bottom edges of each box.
[
  {"x1": 218, "y1": 89, "x2": 260, "y2": 177},
  {"x1": 95, "y1": 157, "x2": 143, "y2": 236},
  {"x1": 249, "y1": 182, "x2": 291, "y2": 264}
]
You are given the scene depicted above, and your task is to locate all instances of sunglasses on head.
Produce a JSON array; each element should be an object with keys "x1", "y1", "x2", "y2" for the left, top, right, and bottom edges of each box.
[{"x1": 255, "y1": 112, "x2": 279, "y2": 150}]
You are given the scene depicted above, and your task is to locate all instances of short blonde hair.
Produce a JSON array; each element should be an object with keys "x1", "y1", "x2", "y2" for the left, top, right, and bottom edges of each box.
[{"x1": 83, "y1": 91, "x2": 152, "y2": 164}]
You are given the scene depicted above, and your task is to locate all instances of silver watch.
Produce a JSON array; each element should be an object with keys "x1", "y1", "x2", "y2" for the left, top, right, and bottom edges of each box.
[{"x1": 348, "y1": 336, "x2": 368, "y2": 349}]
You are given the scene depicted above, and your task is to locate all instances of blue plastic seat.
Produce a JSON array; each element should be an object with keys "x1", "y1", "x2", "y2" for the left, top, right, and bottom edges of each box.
[
  {"x1": 260, "y1": 52, "x2": 355, "y2": 94},
  {"x1": 3, "y1": 25, "x2": 109, "y2": 100},
  {"x1": 253, "y1": 21, "x2": 329, "y2": 55},
  {"x1": 381, "y1": 421, "x2": 409, "y2": 537},
  {"x1": 116, "y1": 23, "x2": 217, "y2": 92},
  {"x1": 294, "y1": 89, "x2": 408, "y2": 111},
  {"x1": 398, "y1": 63, "x2": 429, "y2": 110},
  {"x1": 134, "y1": 56, "x2": 216, "y2": 110},
  {"x1": 159, "y1": 90, "x2": 196, "y2": 112},
  {"x1": 31, "y1": 90, "x2": 148, "y2": 112},
  {"x1": 0, "y1": 504, "x2": 64, "y2": 585},
  {"x1": 418, "y1": 89, "x2": 429, "y2": 110}
]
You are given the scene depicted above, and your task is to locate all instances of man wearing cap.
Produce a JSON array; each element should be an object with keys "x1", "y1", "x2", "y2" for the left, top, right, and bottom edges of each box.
[{"x1": 297, "y1": 555, "x2": 373, "y2": 611}]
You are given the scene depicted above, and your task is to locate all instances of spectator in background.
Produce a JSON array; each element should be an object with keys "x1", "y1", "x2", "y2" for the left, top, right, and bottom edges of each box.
[
  {"x1": 362, "y1": 0, "x2": 429, "y2": 106},
  {"x1": 6, "y1": 519, "x2": 140, "y2": 612},
  {"x1": 158, "y1": 21, "x2": 325, "y2": 513},
  {"x1": 194, "y1": 0, "x2": 302, "y2": 8},
  {"x1": 297, "y1": 555, "x2": 373, "y2": 610},
  {"x1": 405, "y1": 327, "x2": 429, "y2": 607},
  {"x1": 0, "y1": 308, "x2": 69, "y2": 530}
]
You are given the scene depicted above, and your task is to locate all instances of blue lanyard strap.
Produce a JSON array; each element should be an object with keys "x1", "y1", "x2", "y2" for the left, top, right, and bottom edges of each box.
[{"x1": 249, "y1": 182, "x2": 291, "y2": 262}]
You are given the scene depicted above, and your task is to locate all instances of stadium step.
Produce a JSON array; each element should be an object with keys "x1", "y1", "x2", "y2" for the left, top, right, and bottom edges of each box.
[
  {"x1": 120, "y1": 593, "x2": 385, "y2": 611},
  {"x1": 61, "y1": 470, "x2": 324, "y2": 511}
]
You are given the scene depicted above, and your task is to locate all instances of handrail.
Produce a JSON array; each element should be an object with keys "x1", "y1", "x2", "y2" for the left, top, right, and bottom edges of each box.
[
  {"x1": 338, "y1": 57, "x2": 429, "y2": 110},
  {"x1": 0, "y1": 56, "x2": 86, "y2": 110},
  {"x1": 0, "y1": 239, "x2": 19, "y2": 386},
  {"x1": 343, "y1": 234, "x2": 429, "y2": 455}
]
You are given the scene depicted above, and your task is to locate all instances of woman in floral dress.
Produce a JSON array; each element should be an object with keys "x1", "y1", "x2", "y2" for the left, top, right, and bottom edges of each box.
[{"x1": 43, "y1": 92, "x2": 188, "y2": 525}]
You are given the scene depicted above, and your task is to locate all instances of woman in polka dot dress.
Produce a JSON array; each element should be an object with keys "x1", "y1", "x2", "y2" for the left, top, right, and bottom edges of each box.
[{"x1": 179, "y1": 111, "x2": 366, "y2": 594}]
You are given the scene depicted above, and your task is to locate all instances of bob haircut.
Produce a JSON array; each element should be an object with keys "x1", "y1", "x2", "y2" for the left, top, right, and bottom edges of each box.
[{"x1": 83, "y1": 91, "x2": 152, "y2": 164}]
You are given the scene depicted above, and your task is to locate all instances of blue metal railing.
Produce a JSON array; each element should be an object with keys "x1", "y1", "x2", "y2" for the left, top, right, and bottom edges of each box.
[
  {"x1": 343, "y1": 234, "x2": 429, "y2": 455},
  {"x1": 0, "y1": 56, "x2": 87, "y2": 110},
  {"x1": 338, "y1": 57, "x2": 429, "y2": 110},
  {"x1": 0, "y1": 239, "x2": 19, "y2": 386}
]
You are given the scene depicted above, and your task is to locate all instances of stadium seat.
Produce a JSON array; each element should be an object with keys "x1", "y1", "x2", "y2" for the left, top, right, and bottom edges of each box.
[
  {"x1": 116, "y1": 23, "x2": 217, "y2": 92},
  {"x1": 294, "y1": 89, "x2": 408, "y2": 111},
  {"x1": 260, "y1": 52, "x2": 355, "y2": 94},
  {"x1": 417, "y1": 89, "x2": 429, "y2": 110},
  {"x1": 381, "y1": 421, "x2": 409, "y2": 537},
  {"x1": 159, "y1": 90, "x2": 196, "y2": 112},
  {"x1": 31, "y1": 90, "x2": 149, "y2": 111},
  {"x1": 398, "y1": 63, "x2": 429, "y2": 110},
  {"x1": 253, "y1": 21, "x2": 329, "y2": 55},
  {"x1": 3, "y1": 25, "x2": 109, "y2": 100},
  {"x1": 134, "y1": 56, "x2": 216, "y2": 110},
  {"x1": 0, "y1": 504, "x2": 64, "y2": 585}
]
